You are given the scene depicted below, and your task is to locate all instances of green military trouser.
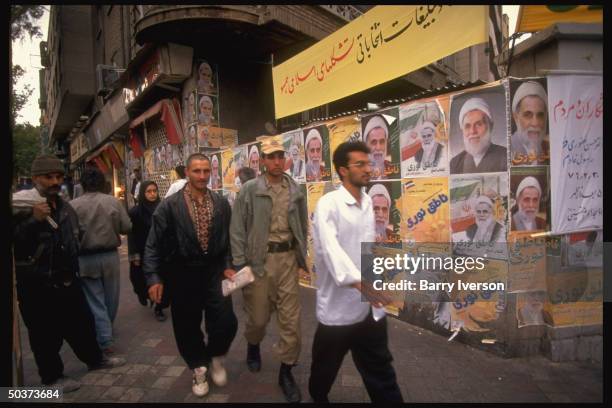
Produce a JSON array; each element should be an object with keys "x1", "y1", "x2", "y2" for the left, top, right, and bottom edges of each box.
[{"x1": 242, "y1": 250, "x2": 301, "y2": 365}]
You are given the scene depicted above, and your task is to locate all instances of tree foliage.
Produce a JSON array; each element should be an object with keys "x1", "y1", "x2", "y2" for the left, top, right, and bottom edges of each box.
[
  {"x1": 13, "y1": 123, "x2": 42, "y2": 177},
  {"x1": 11, "y1": 5, "x2": 45, "y2": 42},
  {"x1": 11, "y1": 65, "x2": 34, "y2": 121},
  {"x1": 10, "y1": 5, "x2": 45, "y2": 124}
]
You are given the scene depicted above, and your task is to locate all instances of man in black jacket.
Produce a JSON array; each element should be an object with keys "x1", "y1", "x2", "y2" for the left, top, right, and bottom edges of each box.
[
  {"x1": 13, "y1": 155, "x2": 125, "y2": 392},
  {"x1": 143, "y1": 153, "x2": 238, "y2": 398}
]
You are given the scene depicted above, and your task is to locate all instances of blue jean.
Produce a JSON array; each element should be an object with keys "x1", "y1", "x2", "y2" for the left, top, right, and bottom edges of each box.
[{"x1": 79, "y1": 250, "x2": 121, "y2": 349}]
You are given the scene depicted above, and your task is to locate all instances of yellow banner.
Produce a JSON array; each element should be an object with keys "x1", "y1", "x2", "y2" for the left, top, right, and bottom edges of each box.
[
  {"x1": 516, "y1": 5, "x2": 603, "y2": 33},
  {"x1": 272, "y1": 5, "x2": 488, "y2": 119}
]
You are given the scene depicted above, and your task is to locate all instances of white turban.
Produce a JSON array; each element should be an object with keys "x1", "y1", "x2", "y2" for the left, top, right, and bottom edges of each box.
[
  {"x1": 473, "y1": 195, "x2": 494, "y2": 209},
  {"x1": 459, "y1": 97, "x2": 492, "y2": 127},
  {"x1": 516, "y1": 176, "x2": 542, "y2": 199},
  {"x1": 199, "y1": 95, "x2": 213, "y2": 107},
  {"x1": 419, "y1": 121, "x2": 436, "y2": 134},
  {"x1": 249, "y1": 145, "x2": 259, "y2": 159},
  {"x1": 512, "y1": 81, "x2": 548, "y2": 113},
  {"x1": 305, "y1": 128, "x2": 323, "y2": 149},
  {"x1": 363, "y1": 115, "x2": 389, "y2": 142},
  {"x1": 368, "y1": 183, "x2": 391, "y2": 206}
]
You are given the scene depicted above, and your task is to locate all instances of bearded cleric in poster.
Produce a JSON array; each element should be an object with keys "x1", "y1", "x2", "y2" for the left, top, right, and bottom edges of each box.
[
  {"x1": 449, "y1": 87, "x2": 508, "y2": 174},
  {"x1": 510, "y1": 79, "x2": 550, "y2": 165}
]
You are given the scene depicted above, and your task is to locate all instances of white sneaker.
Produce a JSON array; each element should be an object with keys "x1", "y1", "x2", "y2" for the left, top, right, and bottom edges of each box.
[
  {"x1": 192, "y1": 366, "x2": 209, "y2": 397},
  {"x1": 210, "y1": 356, "x2": 227, "y2": 387}
]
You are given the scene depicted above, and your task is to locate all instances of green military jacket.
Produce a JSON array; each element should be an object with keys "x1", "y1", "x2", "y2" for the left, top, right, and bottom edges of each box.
[{"x1": 230, "y1": 173, "x2": 308, "y2": 277}]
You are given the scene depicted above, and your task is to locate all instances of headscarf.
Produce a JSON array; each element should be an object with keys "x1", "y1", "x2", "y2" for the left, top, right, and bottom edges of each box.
[{"x1": 137, "y1": 180, "x2": 160, "y2": 217}]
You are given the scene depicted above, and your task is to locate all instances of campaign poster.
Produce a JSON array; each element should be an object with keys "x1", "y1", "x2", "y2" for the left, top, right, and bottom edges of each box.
[
  {"x1": 221, "y1": 148, "x2": 236, "y2": 190},
  {"x1": 399, "y1": 99, "x2": 448, "y2": 177},
  {"x1": 230, "y1": 145, "x2": 247, "y2": 191},
  {"x1": 327, "y1": 116, "x2": 362, "y2": 183},
  {"x1": 507, "y1": 235, "x2": 547, "y2": 293},
  {"x1": 509, "y1": 166, "x2": 549, "y2": 234},
  {"x1": 184, "y1": 124, "x2": 198, "y2": 159},
  {"x1": 245, "y1": 142, "x2": 263, "y2": 177},
  {"x1": 450, "y1": 259, "x2": 507, "y2": 333},
  {"x1": 304, "y1": 125, "x2": 332, "y2": 182},
  {"x1": 305, "y1": 182, "x2": 339, "y2": 287},
  {"x1": 548, "y1": 75, "x2": 602, "y2": 234},
  {"x1": 361, "y1": 107, "x2": 400, "y2": 180},
  {"x1": 450, "y1": 173, "x2": 509, "y2": 259},
  {"x1": 365, "y1": 181, "x2": 402, "y2": 245},
  {"x1": 516, "y1": 291, "x2": 549, "y2": 327},
  {"x1": 198, "y1": 126, "x2": 237, "y2": 149},
  {"x1": 182, "y1": 88, "x2": 197, "y2": 129},
  {"x1": 208, "y1": 152, "x2": 223, "y2": 190},
  {"x1": 508, "y1": 77, "x2": 550, "y2": 166},
  {"x1": 222, "y1": 128, "x2": 238, "y2": 148},
  {"x1": 401, "y1": 177, "x2": 450, "y2": 244},
  {"x1": 197, "y1": 93, "x2": 219, "y2": 127},
  {"x1": 194, "y1": 60, "x2": 218, "y2": 96},
  {"x1": 283, "y1": 129, "x2": 306, "y2": 183},
  {"x1": 544, "y1": 264, "x2": 602, "y2": 327},
  {"x1": 563, "y1": 230, "x2": 603, "y2": 268},
  {"x1": 448, "y1": 82, "x2": 508, "y2": 175}
]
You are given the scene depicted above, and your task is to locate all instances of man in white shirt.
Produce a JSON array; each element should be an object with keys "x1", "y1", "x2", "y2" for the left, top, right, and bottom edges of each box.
[
  {"x1": 164, "y1": 165, "x2": 187, "y2": 198},
  {"x1": 309, "y1": 141, "x2": 403, "y2": 403}
]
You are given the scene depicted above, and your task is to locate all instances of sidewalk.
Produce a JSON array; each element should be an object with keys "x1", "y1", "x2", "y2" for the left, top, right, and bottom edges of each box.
[{"x1": 19, "y1": 242, "x2": 602, "y2": 403}]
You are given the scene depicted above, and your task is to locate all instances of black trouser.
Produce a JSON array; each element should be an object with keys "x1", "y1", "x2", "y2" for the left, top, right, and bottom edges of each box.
[
  {"x1": 308, "y1": 313, "x2": 404, "y2": 403},
  {"x1": 168, "y1": 262, "x2": 238, "y2": 370},
  {"x1": 16, "y1": 278, "x2": 104, "y2": 384}
]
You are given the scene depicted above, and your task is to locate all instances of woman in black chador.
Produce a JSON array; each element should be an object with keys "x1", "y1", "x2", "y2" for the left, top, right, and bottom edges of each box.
[{"x1": 128, "y1": 180, "x2": 169, "y2": 321}]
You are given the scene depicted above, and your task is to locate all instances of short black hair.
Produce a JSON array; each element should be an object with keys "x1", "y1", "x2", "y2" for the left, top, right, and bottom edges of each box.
[
  {"x1": 81, "y1": 166, "x2": 106, "y2": 193},
  {"x1": 186, "y1": 153, "x2": 210, "y2": 169},
  {"x1": 237, "y1": 167, "x2": 256, "y2": 184},
  {"x1": 175, "y1": 165, "x2": 186, "y2": 178},
  {"x1": 332, "y1": 141, "x2": 370, "y2": 181}
]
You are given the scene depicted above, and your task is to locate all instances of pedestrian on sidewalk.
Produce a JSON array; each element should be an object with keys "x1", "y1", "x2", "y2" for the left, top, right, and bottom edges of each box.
[
  {"x1": 308, "y1": 141, "x2": 403, "y2": 403},
  {"x1": 127, "y1": 180, "x2": 168, "y2": 321},
  {"x1": 70, "y1": 166, "x2": 132, "y2": 355},
  {"x1": 130, "y1": 167, "x2": 142, "y2": 205},
  {"x1": 144, "y1": 153, "x2": 238, "y2": 398},
  {"x1": 230, "y1": 138, "x2": 309, "y2": 403},
  {"x1": 13, "y1": 155, "x2": 125, "y2": 393},
  {"x1": 164, "y1": 165, "x2": 187, "y2": 198}
]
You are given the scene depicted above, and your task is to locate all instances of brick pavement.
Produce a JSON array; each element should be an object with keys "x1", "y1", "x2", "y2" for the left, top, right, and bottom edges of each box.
[{"x1": 18, "y1": 240, "x2": 602, "y2": 403}]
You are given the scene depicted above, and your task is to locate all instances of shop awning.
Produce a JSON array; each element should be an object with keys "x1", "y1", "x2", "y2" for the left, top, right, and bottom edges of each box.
[
  {"x1": 128, "y1": 98, "x2": 184, "y2": 158},
  {"x1": 86, "y1": 142, "x2": 124, "y2": 172}
]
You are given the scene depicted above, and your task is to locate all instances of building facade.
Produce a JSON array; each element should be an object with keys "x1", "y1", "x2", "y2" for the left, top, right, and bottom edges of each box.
[{"x1": 41, "y1": 6, "x2": 506, "y2": 193}]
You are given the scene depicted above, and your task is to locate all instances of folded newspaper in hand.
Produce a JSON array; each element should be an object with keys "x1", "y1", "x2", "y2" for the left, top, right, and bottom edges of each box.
[
  {"x1": 222, "y1": 266, "x2": 255, "y2": 297},
  {"x1": 12, "y1": 188, "x2": 58, "y2": 229}
]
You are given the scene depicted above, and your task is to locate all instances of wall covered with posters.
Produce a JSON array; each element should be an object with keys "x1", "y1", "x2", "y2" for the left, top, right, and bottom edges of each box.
[{"x1": 125, "y1": 72, "x2": 602, "y2": 356}]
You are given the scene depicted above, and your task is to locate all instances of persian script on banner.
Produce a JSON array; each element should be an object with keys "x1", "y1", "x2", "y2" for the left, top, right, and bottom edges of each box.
[
  {"x1": 548, "y1": 75, "x2": 602, "y2": 234},
  {"x1": 272, "y1": 6, "x2": 487, "y2": 118}
]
